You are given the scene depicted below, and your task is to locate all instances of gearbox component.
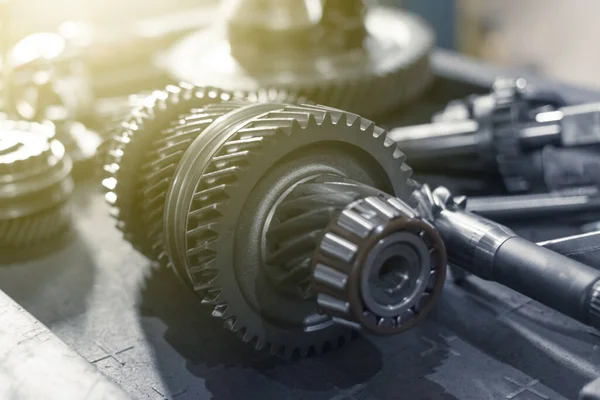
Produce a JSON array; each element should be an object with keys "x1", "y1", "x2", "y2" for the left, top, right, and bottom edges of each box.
[
  {"x1": 103, "y1": 84, "x2": 242, "y2": 262},
  {"x1": 0, "y1": 120, "x2": 73, "y2": 262},
  {"x1": 410, "y1": 184, "x2": 600, "y2": 330},
  {"x1": 390, "y1": 78, "x2": 573, "y2": 193},
  {"x1": 105, "y1": 91, "x2": 416, "y2": 356},
  {"x1": 162, "y1": 0, "x2": 434, "y2": 117},
  {"x1": 312, "y1": 193, "x2": 446, "y2": 334}
]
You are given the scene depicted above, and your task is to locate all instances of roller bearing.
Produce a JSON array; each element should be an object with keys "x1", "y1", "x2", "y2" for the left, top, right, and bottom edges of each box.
[{"x1": 312, "y1": 193, "x2": 446, "y2": 334}]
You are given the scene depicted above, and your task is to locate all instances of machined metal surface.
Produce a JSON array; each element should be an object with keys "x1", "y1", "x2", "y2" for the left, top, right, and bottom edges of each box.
[{"x1": 163, "y1": 3, "x2": 434, "y2": 117}]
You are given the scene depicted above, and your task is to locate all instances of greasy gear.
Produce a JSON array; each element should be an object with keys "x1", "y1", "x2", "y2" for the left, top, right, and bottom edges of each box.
[
  {"x1": 263, "y1": 175, "x2": 383, "y2": 301},
  {"x1": 162, "y1": 102, "x2": 415, "y2": 357}
]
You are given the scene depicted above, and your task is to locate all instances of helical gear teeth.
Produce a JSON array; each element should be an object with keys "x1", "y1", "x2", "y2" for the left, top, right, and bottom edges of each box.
[
  {"x1": 102, "y1": 84, "x2": 246, "y2": 262},
  {"x1": 166, "y1": 103, "x2": 412, "y2": 357}
]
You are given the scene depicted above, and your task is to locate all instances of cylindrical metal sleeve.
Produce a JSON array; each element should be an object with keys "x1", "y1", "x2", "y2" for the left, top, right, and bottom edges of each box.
[
  {"x1": 493, "y1": 236, "x2": 600, "y2": 327},
  {"x1": 433, "y1": 209, "x2": 515, "y2": 279}
]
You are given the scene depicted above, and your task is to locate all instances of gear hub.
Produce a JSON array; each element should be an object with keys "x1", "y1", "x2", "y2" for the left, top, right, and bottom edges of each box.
[
  {"x1": 162, "y1": 0, "x2": 434, "y2": 117},
  {"x1": 0, "y1": 120, "x2": 73, "y2": 262},
  {"x1": 104, "y1": 89, "x2": 418, "y2": 357}
]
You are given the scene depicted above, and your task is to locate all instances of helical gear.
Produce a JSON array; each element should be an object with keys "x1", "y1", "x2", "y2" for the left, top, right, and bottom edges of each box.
[
  {"x1": 0, "y1": 120, "x2": 73, "y2": 261},
  {"x1": 311, "y1": 193, "x2": 446, "y2": 334},
  {"x1": 103, "y1": 84, "x2": 238, "y2": 260},
  {"x1": 102, "y1": 84, "x2": 306, "y2": 263},
  {"x1": 263, "y1": 175, "x2": 384, "y2": 301},
  {"x1": 147, "y1": 100, "x2": 414, "y2": 357}
]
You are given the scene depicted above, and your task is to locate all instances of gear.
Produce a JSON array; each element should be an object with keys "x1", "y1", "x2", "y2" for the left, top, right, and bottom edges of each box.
[
  {"x1": 163, "y1": 3, "x2": 434, "y2": 118},
  {"x1": 263, "y1": 174, "x2": 383, "y2": 301},
  {"x1": 161, "y1": 102, "x2": 415, "y2": 357},
  {"x1": 312, "y1": 193, "x2": 446, "y2": 334},
  {"x1": 102, "y1": 84, "x2": 237, "y2": 259},
  {"x1": 102, "y1": 84, "x2": 305, "y2": 262},
  {"x1": 0, "y1": 120, "x2": 73, "y2": 262}
]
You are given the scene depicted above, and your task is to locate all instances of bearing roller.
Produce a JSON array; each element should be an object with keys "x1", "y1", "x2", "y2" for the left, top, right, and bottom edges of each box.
[
  {"x1": 312, "y1": 194, "x2": 446, "y2": 334},
  {"x1": 105, "y1": 90, "x2": 420, "y2": 357},
  {"x1": 162, "y1": 0, "x2": 434, "y2": 117},
  {"x1": 0, "y1": 120, "x2": 73, "y2": 262}
]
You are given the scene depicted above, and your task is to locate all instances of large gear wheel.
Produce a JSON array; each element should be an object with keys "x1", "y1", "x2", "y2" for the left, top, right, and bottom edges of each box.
[
  {"x1": 0, "y1": 120, "x2": 73, "y2": 262},
  {"x1": 158, "y1": 102, "x2": 415, "y2": 357},
  {"x1": 162, "y1": 1, "x2": 434, "y2": 118}
]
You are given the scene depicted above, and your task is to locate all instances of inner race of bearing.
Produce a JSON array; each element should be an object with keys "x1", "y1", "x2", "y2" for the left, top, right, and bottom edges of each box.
[{"x1": 360, "y1": 231, "x2": 431, "y2": 318}]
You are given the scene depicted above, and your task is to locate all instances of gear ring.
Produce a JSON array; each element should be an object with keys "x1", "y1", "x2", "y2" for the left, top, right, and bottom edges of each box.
[
  {"x1": 0, "y1": 120, "x2": 73, "y2": 262},
  {"x1": 163, "y1": 5, "x2": 434, "y2": 118},
  {"x1": 163, "y1": 102, "x2": 415, "y2": 357},
  {"x1": 312, "y1": 194, "x2": 447, "y2": 334}
]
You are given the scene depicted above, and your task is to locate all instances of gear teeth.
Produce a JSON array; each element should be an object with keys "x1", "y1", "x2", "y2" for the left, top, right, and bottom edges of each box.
[
  {"x1": 102, "y1": 84, "x2": 246, "y2": 263},
  {"x1": 168, "y1": 103, "x2": 413, "y2": 357},
  {"x1": 166, "y1": 7, "x2": 433, "y2": 118}
]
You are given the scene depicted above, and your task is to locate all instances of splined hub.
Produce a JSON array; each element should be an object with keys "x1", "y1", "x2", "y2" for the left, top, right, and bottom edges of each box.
[
  {"x1": 163, "y1": 0, "x2": 433, "y2": 117},
  {"x1": 0, "y1": 120, "x2": 73, "y2": 262},
  {"x1": 312, "y1": 194, "x2": 446, "y2": 334}
]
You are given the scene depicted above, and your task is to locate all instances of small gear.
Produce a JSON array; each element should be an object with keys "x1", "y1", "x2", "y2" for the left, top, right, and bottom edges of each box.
[
  {"x1": 160, "y1": 102, "x2": 415, "y2": 357},
  {"x1": 0, "y1": 120, "x2": 73, "y2": 262},
  {"x1": 312, "y1": 193, "x2": 446, "y2": 334},
  {"x1": 163, "y1": 2, "x2": 434, "y2": 117}
]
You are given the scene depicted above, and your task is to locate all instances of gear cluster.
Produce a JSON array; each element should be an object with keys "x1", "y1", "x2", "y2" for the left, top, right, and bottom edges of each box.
[
  {"x1": 0, "y1": 119, "x2": 73, "y2": 262},
  {"x1": 103, "y1": 84, "x2": 423, "y2": 357}
]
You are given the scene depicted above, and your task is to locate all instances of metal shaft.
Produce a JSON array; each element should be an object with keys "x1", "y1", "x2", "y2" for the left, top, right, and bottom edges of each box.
[
  {"x1": 466, "y1": 186, "x2": 600, "y2": 221},
  {"x1": 433, "y1": 206, "x2": 600, "y2": 329},
  {"x1": 388, "y1": 120, "x2": 487, "y2": 169}
]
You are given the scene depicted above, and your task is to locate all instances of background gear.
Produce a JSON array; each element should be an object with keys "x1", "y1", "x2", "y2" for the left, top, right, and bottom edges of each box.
[
  {"x1": 0, "y1": 120, "x2": 73, "y2": 262},
  {"x1": 160, "y1": 101, "x2": 416, "y2": 357},
  {"x1": 163, "y1": 1, "x2": 434, "y2": 118}
]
